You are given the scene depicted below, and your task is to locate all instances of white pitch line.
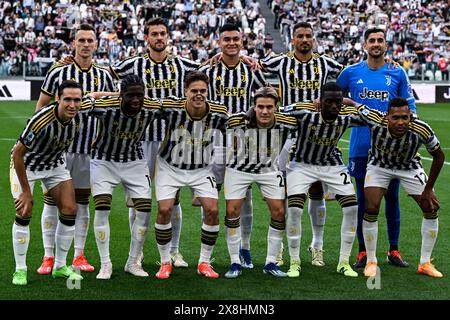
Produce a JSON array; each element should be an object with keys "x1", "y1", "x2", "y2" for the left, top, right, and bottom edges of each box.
[
  {"x1": 0, "y1": 138, "x2": 16, "y2": 141},
  {"x1": 338, "y1": 139, "x2": 450, "y2": 165}
]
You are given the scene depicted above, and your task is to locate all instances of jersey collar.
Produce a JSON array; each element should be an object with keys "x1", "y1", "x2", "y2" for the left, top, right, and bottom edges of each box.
[
  {"x1": 147, "y1": 53, "x2": 168, "y2": 65},
  {"x1": 72, "y1": 59, "x2": 93, "y2": 73},
  {"x1": 184, "y1": 100, "x2": 210, "y2": 121}
]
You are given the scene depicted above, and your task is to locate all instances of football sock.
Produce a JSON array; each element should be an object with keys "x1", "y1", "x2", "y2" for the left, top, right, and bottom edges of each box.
[
  {"x1": 170, "y1": 204, "x2": 183, "y2": 254},
  {"x1": 199, "y1": 223, "x2": 219, "y2": 263},
  {"x1": 41, "y1": 204, "x2": 58, "y2": 257},
  {"x1": 308, "y1": 198, "x2": 326, "y2": 250},
  {"x1": 74, "y1": 203, "x2": 89, "y2": 258},
  {"x1": 363, "y1": 219, "x2": 378, "y2": 263},
  {"x1": 339, "y1": 205, "x2": 358, "y2": 263},
  {"x1": 94, "y1": 210, "x2": 111, "y2": 264},
  {"x1": 420, "y1": 217, "x2": 438, "y2": 264},
  {"x1": 129, "y1": 211, "x2": 149, "y2": 263},
  {"x1": 155, "y1": 222, "x2": 172, "y2": 264},
  {"x1": 266, "y1": 221, "x2": 285, "y2": 265},
  {"x1": 54, "y1": 214, "x2": 76, "y2": 269},
  {"x1": 128, "y1": 207, "x2": 136, "y2": 233},
  {"x1": 240, "y1": 189, "x2": 253, "y2": 250},
  {"x1": 13, "y1": 223, "x2": 30, "y2": 271},
  {"x1": 286, "y1": 206, "x2": 303, "y2": 262},
  {"x1": 225, "y1": 217, "x2": 241, "y2": 264}
]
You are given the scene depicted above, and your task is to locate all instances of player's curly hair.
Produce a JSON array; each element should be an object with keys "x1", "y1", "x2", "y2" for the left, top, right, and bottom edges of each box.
[{"x1": 120, "y1": 75, "x2": 144, "y2": 92}]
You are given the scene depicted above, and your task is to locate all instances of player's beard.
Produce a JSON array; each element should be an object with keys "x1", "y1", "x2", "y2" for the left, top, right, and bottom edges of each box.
[{"x1": 150, "y1": 42, "x2": 167, "y2": 53}]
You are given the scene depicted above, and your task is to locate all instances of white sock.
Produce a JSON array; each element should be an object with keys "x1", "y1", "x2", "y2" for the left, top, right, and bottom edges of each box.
[
  {"x1": 129, "y1": 211, "x2": 149, "y2": 263},
  {"x1": 308, "y1": 199, "x2": 325, "y2": 250},
  {"x1": 420, "y1": 218, "x2": 439, "y2": 264},
  {"x1": 199, "y1": 223, "x2": 219, "y2": 263},
  {"x1": 266, "y1": 226, "x2": 284, "y2": 265},
  {"x1": 54, "y1": 220, "x2": 75, "y2": 269},
  {"x1": 287, "y1": 206, "x2": 303, "y2": 261},
  {"x1": 128, "y1": 207, "x2": 136, "y2": 233},
  {"x1": 225, "y1": 218, "x2": 241, "y2": 264},
  {"x1": 339, "y1": 205, "x2": 358, "y2": 263},
  {"x1": 13, "y1": 223, "x2": 30, "y2": 271},
  {"x1": 41, "y1": 204, "x2": 58, "y2": 257},
  {"x1": 240, "y1": 189, "x2": 253, "y2": 250},
  {"x1": 156, "y1": 222, "x2": 172, "y2": 264},
  {"x1": 94, "y1": 210, "x2": 111, "y2": 264},
  {"x1": 170, "y1": 204, "x2": 183, "y2": 254},
  {"x1": 74, "y1": 204, "x2": 89, "y2": 258},
  {"x1": 363, "y1": 220, "x2": 378, "y2": 263}
]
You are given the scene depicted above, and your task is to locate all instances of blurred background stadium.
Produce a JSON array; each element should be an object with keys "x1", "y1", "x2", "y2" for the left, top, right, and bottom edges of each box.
[{"x1": 0, "y1": 0, "x2": 449, "y2": 301}]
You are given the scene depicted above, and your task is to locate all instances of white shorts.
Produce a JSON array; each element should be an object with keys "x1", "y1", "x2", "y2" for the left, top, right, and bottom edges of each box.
[
  {"x1": 155, "y1": 156, "x2": 218, "y2": 201},
  {"x1": 224, "y1": 168, "x2": 285, "y2": 200},
  {"x1": 10, "y1": 164, "x2": 71, "y2": 199},
  {"x1": 65, "y1": 152, "x2": 90, "y2": 189},
  {"x1": 365, "y1": 165, "x2": 429, "y2": 195},
  {"x1": 286, "y1": 162, "x2": 355, "y2": 196},
  {"x1": 141, "y1": 141, "x2": 161, "y2": 179},
  {"x1": 90, "y1": 159, "x2": 151, "y2": 199}
]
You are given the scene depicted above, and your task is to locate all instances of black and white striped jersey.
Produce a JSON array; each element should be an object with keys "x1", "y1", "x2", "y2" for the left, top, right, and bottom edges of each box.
[
  {"x1": 16, "y1": 98, "x2": 93, "y2": 172},
  {"x1": 357, "y1": 105, "x2": 440, "y2": 170},
  {"x1": 111, "y1": 54, "x2": 200, "y2": 141},
  {"x1": 159, "y1": 97, "x2": 228, "y2": 170},
  {"x1": 40, "y1": 60, "x2": 116, "y2": 155},
  {"x1": 90, "y1": 96, "x2": 161, "y2": 162},
  {"x1": 226, "y1": 112, "x2": 297, "y2": 173},
  {"x1": 283, "y1": 102, "x2": 364, "y2": 166},
  {"x1": 199, "y1": 60, "x2": 267, "y2": 114},
  {"x1": 261, "y1": 52, "x2": 343, "y2": 105}
]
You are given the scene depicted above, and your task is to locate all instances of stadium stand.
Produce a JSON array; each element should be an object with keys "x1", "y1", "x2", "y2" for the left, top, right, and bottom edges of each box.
[{"x1": 0, "y1": 0, "x2": 448, "y2": 81}]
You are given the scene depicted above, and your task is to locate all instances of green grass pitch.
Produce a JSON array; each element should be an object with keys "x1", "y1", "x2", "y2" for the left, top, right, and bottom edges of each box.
[{"x1": 0, "y1": 101, "x2": 449, "y2": 300}]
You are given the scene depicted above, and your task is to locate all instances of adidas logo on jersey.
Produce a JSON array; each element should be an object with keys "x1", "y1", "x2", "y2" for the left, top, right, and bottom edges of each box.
[{"x1": 357, "y1": 79, "x2": 364, "y2": 84}]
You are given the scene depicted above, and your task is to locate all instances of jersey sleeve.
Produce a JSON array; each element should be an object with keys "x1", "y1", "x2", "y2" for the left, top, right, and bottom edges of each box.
[
  {"x1": 253, "y1": 69, "x2": 268, "y2": 89},
  {"x1": 357, "y1": 105, "x2": 385, "y2": 127},
  {"x1": 143, "y1": 97, "x2": 162, "y2": 120},
  {"x1": 413, "y1": 120, "x2": 440, "y2": 153},
  {"x1": 110, "y1": 56, "x2": 139, "y2": 80},
  {"x1": 398, "y1": 68, "x2": 417, "y2": 113},
  {"x1": 323, "y1": 55, "x2": 344, "y2": 79},
  {"x1": 260, "y1": 54, "x2": 284, "y2": 74},
  {"x1": 40, "y1": 66, "x2": 61, "y2": 97},
  {"x1": 336, "y1": 67, "x2": 350, "y2": 93},
  {"x1": 340, "y1": 106, "x2": 366, "y2": 127},
  {"x1": 281, "y1": 102, "x2": 315, "y2": 118}
]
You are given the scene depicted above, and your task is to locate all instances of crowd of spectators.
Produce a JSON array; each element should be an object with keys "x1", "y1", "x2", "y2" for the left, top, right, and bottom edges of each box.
[
  {"x1": 0, "y1": 0, "x2": 275, "y2": 77},
  {"x1": 1, "y1": 0, "x2": 449, "y2": 81},
  {"x1": 271, "y1": 0, "x2": 450, "y2": 81}
]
